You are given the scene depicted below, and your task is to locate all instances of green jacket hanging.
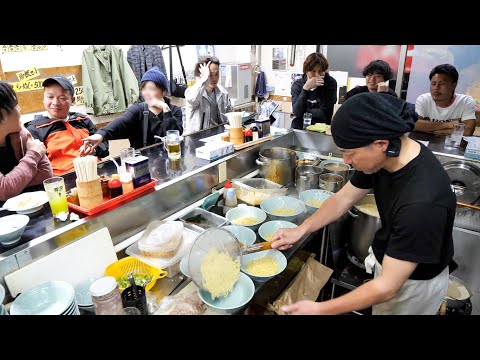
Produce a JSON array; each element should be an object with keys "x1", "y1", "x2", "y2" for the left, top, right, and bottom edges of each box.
[{"x1": 81, "y1": 45, "x2": 139, "y2": 116}]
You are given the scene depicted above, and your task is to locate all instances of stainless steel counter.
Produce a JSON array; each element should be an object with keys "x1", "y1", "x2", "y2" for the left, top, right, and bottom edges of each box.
[{"x1": 2, "y1": 128, "x2": 480, "y2": 311}]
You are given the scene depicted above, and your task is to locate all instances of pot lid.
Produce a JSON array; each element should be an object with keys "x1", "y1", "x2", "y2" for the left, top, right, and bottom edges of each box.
[{"x1": 443, "y1": 161, "x2": 480, "y2": 204}]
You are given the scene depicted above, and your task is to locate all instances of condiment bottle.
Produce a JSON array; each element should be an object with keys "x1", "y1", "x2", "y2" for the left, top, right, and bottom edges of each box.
[
  {"x1": 251, "y1": 125, "x2": 259, "y2": 141},
  {"x1": 108, "y1": 174, "x2": 123, "y2": 198},
  {"x1": 120, "y1": 172, "x2": 134, "y2": 194},
  {"x1": 224, "y1": 179, "x2": 237, "y2": 207},
  {"x1": 244, "y1": 128, "x2": 253, "y2": 142},
  {"x1": 100, "y1": 175, "x2": 110, "y2": 197},
  {"x1": 90, "y1": 276, "x2": 124, "y2": 315}
]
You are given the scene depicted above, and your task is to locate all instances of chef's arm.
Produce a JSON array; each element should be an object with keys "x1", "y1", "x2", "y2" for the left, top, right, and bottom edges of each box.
[{"x1": 314, "y1": 255, "x2": 417, "y2": 315}]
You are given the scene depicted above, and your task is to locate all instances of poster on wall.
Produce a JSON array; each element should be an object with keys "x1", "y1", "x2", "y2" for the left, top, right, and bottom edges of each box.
[
  {"x1": 406, "y1": 45, "x2": 480, "y2": 111},
  {"x1": 196, "y1": 45, "x2": 216, "y2": 59},
  {"x1": 327, "y1": 45, "x2": 402, "y2": 78},
  {"x1": 272, "y1": 47, "x2": 287, "y2": 71}
]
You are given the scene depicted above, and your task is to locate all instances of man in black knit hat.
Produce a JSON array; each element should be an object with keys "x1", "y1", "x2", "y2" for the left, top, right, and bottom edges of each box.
[{"x1": 271, "y1": 92, "x2": 456, "y2": 315}]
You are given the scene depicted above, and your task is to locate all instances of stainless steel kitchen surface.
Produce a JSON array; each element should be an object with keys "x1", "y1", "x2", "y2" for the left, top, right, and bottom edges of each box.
[{"x1": 1, "y1": 127, "x2": 480, "y2": 314}]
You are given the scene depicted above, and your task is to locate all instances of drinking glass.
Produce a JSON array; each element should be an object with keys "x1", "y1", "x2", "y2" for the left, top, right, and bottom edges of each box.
[
  {"x1": 164, "y1": 130, "x2": 181, "y2": 160},
  {"x1": 43, "y1": 177, "x2": 69, "y2": 219}
]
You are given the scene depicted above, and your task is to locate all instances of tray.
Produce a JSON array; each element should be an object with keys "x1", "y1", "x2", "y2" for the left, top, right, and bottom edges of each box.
[
  {"x1": 234, "y1": 134, "x2": 272, "y2": 150},
  {"x1": 67, "y1": 178, "x2": 158, "y2": 216},
  {"x1": 126, "y1": 225, "x2": 201, "y2": 270}
]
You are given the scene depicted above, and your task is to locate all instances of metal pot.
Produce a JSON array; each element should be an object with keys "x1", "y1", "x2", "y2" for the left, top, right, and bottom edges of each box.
[
  {"x1": 443, "y1": 275, "x2": 473, "y2": 315},
  {"x1": 256, "y1": 147, "x2": 296, "y2": 186},
  {"x1": 319, "y1": 173, "x2": 344, "y2": 193},
  {"x1": 347, "y1": 194, "x2": 382, "y2": 264},
  {"x1": 322, "y1": 161, "x2": 354, "y2": 188},
  {"x1": 295, "y1": 165, "x2": 322, "y2": 194}
]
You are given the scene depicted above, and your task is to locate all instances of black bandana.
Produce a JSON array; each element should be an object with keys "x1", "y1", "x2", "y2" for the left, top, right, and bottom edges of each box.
[{"x1": 331, "y1": 92, "x2": 416, "y2": 149}]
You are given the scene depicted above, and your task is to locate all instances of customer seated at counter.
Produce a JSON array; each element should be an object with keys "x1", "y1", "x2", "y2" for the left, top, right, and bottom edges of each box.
[
  {"x1": 271, "y1": 93, "x2": 456, "y2": 315},
  {"x1": 80, "y1": 67, "x2": 183, "y2": 155},
  {"x1": 25, "y1": 76, "x2": 109, "y2": 175},
  {"x1": 415, "y1": 64, "x2": 476, "y2": 136},
  {"x1": 345, "y1": 59, "x2": 397, "y2": 100},
  {"x1": 184, "y1": 56, "x2": 232, "y2": 135},
  {"x1": 0, "y1": 81, "x2": 53, "y2": 202},
  {"x1": 291, "y1": 52, "x2": 337, "y2": 129}
]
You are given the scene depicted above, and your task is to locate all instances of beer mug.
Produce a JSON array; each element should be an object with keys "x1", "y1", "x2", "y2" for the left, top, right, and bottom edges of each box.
[{"x1": 164, "y1": 130, "x2": 181, "y2": 160}]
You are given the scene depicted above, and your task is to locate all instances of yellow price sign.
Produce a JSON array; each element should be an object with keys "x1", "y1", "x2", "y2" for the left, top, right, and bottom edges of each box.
[
  {"x1": 16, "y1": 67, "x2": 41, "y2": 82},
  {"x1": 11, "y1": 78, "x2": 46, "y2": 93}
]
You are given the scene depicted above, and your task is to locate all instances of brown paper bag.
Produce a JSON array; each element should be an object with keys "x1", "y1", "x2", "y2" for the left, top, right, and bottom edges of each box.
[{"x1": 268, "y1": 257, "x2": 333, "y2": 315}]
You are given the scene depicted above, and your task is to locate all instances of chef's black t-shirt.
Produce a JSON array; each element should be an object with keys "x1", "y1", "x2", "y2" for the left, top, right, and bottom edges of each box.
[{"x1": 350, "y1": 142, "x2": 456, "y2": 280}]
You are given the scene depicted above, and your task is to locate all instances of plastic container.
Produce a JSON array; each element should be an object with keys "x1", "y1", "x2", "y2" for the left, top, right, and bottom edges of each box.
[
  {"x1": 90, "y1": 276, "x2": 123, "y2": 315},
  {"x1": 231, "y1": 178, "x2": 288, "y2": 206},
  {"x1": 108, "y1": 174, "x2": 122, "y2": 198},
  {"x1": 105, "y1": 256, "x2": 168, "y2": 293},
  {"x1": 137, "y1": 220, "x2": 184, "y2": 258},
  {"x1": 224, "y1": 179, "x2": 237, "y2": 207}
]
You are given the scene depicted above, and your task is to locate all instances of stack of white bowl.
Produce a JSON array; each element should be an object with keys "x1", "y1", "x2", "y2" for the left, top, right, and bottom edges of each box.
[{"x1": 10, "y1": 280, "x2": 80, "y2": 315}]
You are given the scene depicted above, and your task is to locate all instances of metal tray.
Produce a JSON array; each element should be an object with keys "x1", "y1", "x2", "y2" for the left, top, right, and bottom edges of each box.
[{"x1": 179, "y1": 208, "x2": 227, "y2": 230}]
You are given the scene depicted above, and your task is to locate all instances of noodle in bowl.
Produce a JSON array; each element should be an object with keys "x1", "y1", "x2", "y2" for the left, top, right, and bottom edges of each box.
[{"x1": 225, "y1": 206, "x2": 266, "y2": 231}]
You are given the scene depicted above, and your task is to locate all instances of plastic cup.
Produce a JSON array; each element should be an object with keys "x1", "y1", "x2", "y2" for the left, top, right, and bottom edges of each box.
[
  {"x1": 43, "y1": 177, "x2": 68, "y2": 219},
  {"x1": 452, "y1": 123, "x2": 465, "y2": 147},
  {"x1": 123, "y1": 307, "x2": 141, "y2": 315}
]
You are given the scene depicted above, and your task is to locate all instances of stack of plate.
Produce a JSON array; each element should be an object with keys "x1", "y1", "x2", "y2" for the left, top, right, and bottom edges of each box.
[
  {"x1": 75, "y1": 278, "x2": 97, "y2": 313},
  {"x1": 10, "y1": 280, "x2": 80, "y2": 315},
  {"x1": 0, "y1": 284, "x2": 8, "y2": 315}
]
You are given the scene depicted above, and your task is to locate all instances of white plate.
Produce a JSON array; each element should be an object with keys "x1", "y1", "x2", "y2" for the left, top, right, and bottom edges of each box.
[
  {"x1": 126, "y1": 227, "x2": 200, "y2": 270},
  {"x1": 3, "y1": 191, "x2": 49, "y2": 214}
]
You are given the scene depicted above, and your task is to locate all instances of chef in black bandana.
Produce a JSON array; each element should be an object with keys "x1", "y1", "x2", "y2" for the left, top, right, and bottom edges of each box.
[{"x1": 271, "y1": 92, "x2": 456, "y2": 315}]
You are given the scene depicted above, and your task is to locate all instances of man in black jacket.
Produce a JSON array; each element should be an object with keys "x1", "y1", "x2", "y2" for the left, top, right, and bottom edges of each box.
[{"x1": 291, "y1": 53, "x2": 337, "y2": 129}]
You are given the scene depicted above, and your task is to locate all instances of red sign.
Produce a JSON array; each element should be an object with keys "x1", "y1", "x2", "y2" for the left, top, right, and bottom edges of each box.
[{"x1": 240, "y1": 64, "x2": 251, "y2": 70}]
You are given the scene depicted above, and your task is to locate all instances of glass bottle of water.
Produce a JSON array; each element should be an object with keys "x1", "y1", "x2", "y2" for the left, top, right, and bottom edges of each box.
[{"x1": 303, "y1": 112, "x2": 312, "y2": 130}]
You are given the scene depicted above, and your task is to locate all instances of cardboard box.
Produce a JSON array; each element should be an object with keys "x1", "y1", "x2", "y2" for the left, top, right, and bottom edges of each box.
[
  {"x1": 196, "y1": 141, "x2": 234, "y2": 161},
  {"x1": 464, "y1": 136, "x2": 480, "y2": 160}
]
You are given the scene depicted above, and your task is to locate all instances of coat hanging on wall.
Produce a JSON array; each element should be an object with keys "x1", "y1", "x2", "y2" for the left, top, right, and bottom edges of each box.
[
  {"x1": 81, "y1": 45, "x2": 139, "y2": 116},
  {"x1": 127, "y1": 45, "x2": 169, "y2": 101}
]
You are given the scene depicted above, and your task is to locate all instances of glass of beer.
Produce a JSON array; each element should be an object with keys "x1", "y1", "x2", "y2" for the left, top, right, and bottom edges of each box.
[
  {"x1": 164, "y1": 130, "x2": 181, "y2": 160},
  {"x1": 43, "y1": 177, "x2": 69, "y2": 219}
]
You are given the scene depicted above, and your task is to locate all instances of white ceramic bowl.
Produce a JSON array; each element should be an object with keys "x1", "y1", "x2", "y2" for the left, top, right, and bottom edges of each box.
[
  {"x1": 225, "y1": 205, "x2": 266, "y2": 231},
  {"x1": 299, "y1": 189, "x2": 334, "y2": 215},
  {"x1": 260, "y1": 196, "x2": 305, "y2": 222},
  {"x1": 3, "y1": 191, "x2": 49, "y2": 215},
  {"x1": 241, "y1": 249, "x2": 287, "y2": 282},
  {"x1": 0, "y1": 214, "x2": 29, "y2": 246},
  {"x1": 222, "y1": 225, "x2": 256, "y2": 246},
  {"x1": 258, "y1": 220, "x2": 297, "y2": 242},
  {"x1": 197, "y1": 272, "x2": 254, "y2": 314},
  {"x1": 10, "y1": 280, "x2": 75, "y2": 315}
]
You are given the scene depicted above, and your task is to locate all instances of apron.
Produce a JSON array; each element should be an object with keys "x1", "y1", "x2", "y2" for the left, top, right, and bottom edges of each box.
[{"x1": 364, "y1": 247, "x2": 449, "y2": 315}]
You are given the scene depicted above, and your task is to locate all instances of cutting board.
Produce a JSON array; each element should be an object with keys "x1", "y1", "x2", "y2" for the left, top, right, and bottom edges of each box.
[{"x1": 5, "y1": 227, "x2": 118, "y2": 298}]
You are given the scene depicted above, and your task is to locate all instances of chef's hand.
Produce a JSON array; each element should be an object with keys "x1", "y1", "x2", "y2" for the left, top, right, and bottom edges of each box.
[
  {"x1": 270, "y1": 227, "x2": 304, "y2": 250},
  {"x1": 377, "y1": 82, "x2": 389, "y2": 93},
  {"x1": 26, "y1": 138, "x2": 47, "y2": 157},
  {"x1": 303, "y1": 76, "x2": 324, "y2": 91},
  {"x1": 147, "y1": 98, "x2": 170, "y2": 113},
  {"x1": 281, "y1": 300, "x2": 321, "y2": 315},
  {"x1": 79, "y1": 134, "x2": 103, "y2": 156}
]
